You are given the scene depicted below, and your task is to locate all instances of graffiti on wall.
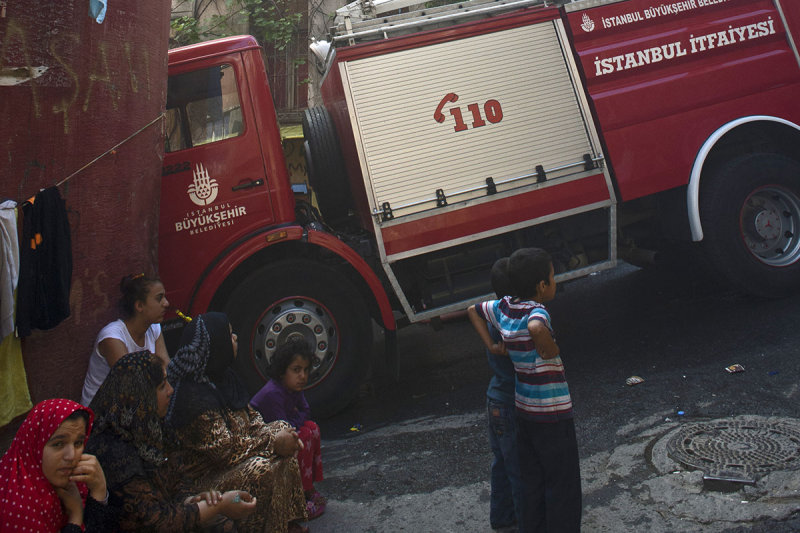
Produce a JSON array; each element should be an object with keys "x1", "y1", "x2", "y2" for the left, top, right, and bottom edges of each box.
[{"x1": 1, "y1": 19, "x2": 153, "y2": 134}]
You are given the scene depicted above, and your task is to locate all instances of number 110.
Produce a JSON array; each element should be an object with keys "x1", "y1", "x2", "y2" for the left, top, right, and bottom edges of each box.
[{"x1": 449, "y1": 99, "x2": 503, "y2": 132}]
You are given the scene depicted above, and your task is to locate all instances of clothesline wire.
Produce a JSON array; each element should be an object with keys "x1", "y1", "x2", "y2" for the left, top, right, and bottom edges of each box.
[{"x1": 52, "y1": 112, "x2": 166, "y2": 190}]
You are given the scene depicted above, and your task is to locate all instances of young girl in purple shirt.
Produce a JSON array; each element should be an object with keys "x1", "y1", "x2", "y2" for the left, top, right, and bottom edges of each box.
[{"x1": 250, "y1": 338, "x2": 326, "y2": 520}]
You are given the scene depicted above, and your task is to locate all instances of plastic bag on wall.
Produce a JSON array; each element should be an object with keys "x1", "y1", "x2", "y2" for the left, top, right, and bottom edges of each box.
[{"x1": 89, "y1": 0, "x2": 107, "y2": 23}]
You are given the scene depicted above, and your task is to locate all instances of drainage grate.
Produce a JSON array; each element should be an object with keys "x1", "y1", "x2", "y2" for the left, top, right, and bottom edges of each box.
[{"x1": 666, "y1": 417, "x2": 800, "y2": 480}]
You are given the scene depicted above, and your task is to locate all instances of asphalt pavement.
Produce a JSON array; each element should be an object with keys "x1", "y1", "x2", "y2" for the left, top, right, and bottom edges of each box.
[{"x1": 303, "y1": 262, "x2": 800, "y2": 532}]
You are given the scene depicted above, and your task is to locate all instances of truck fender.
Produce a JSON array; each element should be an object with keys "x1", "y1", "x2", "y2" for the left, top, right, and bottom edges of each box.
[
  {"x1": 187, "y1": 224, "x2": 396, "y2": 331},
  {"x1": 307, "y1": 227, "x2": 396, "y2": 331},
  {"x1": 687, "y1": 115, "x2": 800, "y2": 242}
]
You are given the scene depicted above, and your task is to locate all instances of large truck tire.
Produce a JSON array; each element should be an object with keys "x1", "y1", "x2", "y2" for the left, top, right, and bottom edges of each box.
[
  {"x1": 700, "y1": 153, "x2": 800, "y2": 297},
  {"x1": 302, "y1": 107, "x2": 352, "y2": 224},
  {"x1": 224, "y1": 259, "x2": 372, "y2": 418}
]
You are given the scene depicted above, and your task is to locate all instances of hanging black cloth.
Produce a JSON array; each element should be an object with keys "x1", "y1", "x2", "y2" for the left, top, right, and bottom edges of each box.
[{"x1": 16, "y1": 187, "x2": 73, "y2": 336}]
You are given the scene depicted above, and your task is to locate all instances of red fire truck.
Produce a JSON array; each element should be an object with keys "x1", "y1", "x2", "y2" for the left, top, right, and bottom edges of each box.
[{"x1": 160, "y1": 0, "x2": 800, "y2": 415}]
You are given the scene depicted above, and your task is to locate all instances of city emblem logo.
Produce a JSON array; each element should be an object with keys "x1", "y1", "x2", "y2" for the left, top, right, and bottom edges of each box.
[
  {"x1": 187, "y1": 163, "x2": 219, "y2": 206},
  {"x1": 580, "y1": 13, "x2": 595, "y2": 33}
]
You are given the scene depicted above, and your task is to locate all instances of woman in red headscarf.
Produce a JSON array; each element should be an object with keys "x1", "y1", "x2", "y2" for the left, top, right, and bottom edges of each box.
[{"x1": 0, "y1": 398, "x2": 116, "y2": 532}]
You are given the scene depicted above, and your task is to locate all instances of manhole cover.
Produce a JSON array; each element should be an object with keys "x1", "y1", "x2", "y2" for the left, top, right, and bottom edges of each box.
[{"x1": 666, "y1": 417, "x2": 800, "y2": 479}]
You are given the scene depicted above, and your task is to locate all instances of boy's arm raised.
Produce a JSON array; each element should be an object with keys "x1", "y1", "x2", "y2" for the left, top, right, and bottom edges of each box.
[
  {"x1": 467, "y1": 305, "x2": 507, "y2": 356},
  {"x1": 528, "y1": 319, "x2": 560, "y2": 359}
]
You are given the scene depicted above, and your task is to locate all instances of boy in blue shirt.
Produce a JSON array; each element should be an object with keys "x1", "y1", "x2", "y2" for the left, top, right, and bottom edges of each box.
[
  {"x1": 468, "y1": 248, "x2": 581, "y2": 533},
  {"x1": 485, "y1": 257, "x2": 524, "y2": 530}
]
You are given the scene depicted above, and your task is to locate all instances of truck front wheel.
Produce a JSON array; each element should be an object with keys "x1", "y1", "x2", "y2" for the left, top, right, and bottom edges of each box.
[
  {"x1": 700, "y1": 153, "x2": 800, "y2": 297},
  {"x1": 224, "y1": 260, "x2": 372, "y2": 417}
]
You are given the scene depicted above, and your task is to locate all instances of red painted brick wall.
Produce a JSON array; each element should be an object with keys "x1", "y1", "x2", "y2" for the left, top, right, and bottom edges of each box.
[{"x1": 0, "y1": 0, "x2": 171, "y2": 444}]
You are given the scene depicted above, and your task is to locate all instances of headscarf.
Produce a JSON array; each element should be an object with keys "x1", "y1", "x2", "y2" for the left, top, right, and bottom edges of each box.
[
  {"x1": 166, "y1": 312, "x2": 250, "y2": 428},
  {"x1": 0, "y1": 399, "x2": 93, "y2": 532},
  {"x1": 87, "y1": 351, "x2": 166, "y2": 490}
]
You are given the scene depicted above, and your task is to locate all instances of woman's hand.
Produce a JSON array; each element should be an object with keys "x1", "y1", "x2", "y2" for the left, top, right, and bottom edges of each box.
[
  {"x1": 185, "y1": 489, "x2": 223, "y2": 506},
  {"x1": 55, "y1": 482, "x2": 84, "y2": 525},
  {"x1": 220, "y1": 490, "x2": 257, "y2": 520},
  {"x1": 274, "y1": 428, "x2": 304, "y2": 457},
  {"x1": 69, "y1": 453, "x2": 107, "y2": 502}
]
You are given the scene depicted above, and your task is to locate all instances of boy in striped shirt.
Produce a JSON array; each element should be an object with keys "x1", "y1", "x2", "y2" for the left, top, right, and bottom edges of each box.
[{"x1": 468, "y1": 248, "x2": 581, "y2": 533}]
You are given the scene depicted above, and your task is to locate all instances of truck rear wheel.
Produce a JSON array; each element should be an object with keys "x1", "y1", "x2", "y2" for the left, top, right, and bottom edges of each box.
[
  {"x1": 700, "y1": 153, "x2": 800, "y2": 297},
  {"x1": 302, "y1": 107, "x2": 352, "y2": 223},
  {"x1": 224, "y1": 260, "x2": 372, "y2": 417}
]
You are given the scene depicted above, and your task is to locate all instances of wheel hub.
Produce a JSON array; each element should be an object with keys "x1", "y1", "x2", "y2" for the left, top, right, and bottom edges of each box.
[
  {"x1": 753, "y1": 209, "x2": 781, "y2": 241},
  {"x1": 251, "y1": 297, "x2": 339, "y2": 386},
  {"x1": 741, "y1": 186, "x2": 800, "y2": 266}
]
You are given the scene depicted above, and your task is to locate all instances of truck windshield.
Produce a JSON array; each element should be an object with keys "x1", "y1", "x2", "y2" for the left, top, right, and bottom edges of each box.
[{"x1": 165, "y1": 63, "x2": 244, "y2": 152}]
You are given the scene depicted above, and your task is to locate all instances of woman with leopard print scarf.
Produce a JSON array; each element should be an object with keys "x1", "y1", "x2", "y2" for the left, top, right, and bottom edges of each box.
[{"x1": 166, "y1": 312, "x2": 309, "y2": 533}]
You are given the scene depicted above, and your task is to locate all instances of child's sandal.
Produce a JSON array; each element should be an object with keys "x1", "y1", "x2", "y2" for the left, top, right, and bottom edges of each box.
[
  {"x1": 305, "y1": 498, "x2": 326, "y2": 520},
  {"x1": 310, "y1": 490, "x2": 327, "y2": 507}
]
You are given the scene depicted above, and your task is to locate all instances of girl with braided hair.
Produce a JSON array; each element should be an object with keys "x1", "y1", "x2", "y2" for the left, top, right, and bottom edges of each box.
[{"x1": 81, "y1": 273, "x2": 170, "y2": 406}]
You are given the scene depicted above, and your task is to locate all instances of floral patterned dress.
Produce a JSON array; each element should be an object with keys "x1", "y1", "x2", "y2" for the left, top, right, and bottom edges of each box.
[{"x1": 88, "y1": 351, "x2": 235, "y2": 532}]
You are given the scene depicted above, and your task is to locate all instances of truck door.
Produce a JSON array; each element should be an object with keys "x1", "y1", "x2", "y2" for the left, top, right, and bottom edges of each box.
[
  {"x1": 160, "y1": 57, "x2": 274, "y2": 311},
  {"x1": 326, "y1": 9, "x2": 617, "y2": 320}
]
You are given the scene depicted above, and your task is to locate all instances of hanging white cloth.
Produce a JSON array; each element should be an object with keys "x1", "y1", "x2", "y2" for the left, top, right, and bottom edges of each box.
[{"x1": 0, "y1": 200, "x2": 19, "y2": 339}]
